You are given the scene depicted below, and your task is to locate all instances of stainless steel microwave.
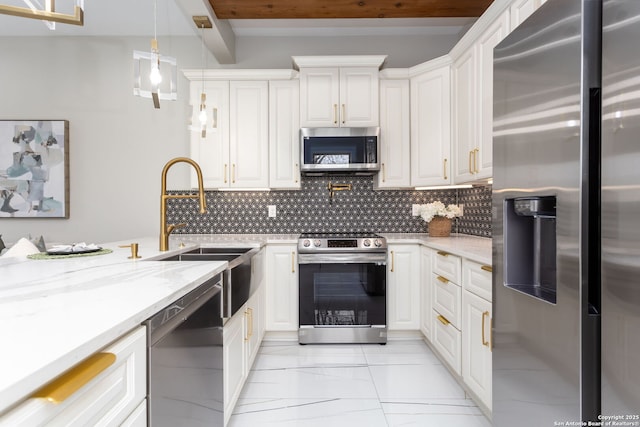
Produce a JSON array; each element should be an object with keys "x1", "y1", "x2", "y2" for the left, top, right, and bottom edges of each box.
[{"x1": 300, "y1": 127, "x2": 380, "y2": 175}]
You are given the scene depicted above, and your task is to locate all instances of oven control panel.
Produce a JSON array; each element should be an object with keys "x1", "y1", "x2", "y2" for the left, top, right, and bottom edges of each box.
[{"x1": 299, "y1": 236, "x2": 387, "y2": 252}]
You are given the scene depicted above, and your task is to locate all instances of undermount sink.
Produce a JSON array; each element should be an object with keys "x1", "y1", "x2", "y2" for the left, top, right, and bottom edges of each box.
[{"x1": 156, "y1": 247, "x2": 257, "y2": 262}]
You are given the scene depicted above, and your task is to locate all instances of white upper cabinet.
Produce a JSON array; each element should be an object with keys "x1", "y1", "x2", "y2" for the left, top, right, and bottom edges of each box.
[
  {"x1": 295, "y1": 56, "x2": 385, "y2": 128},
  {"x1": 229, "y1": 81, "x2": 269, "y2": 188},
  {"x1": 188, "y1": 79, "x2": 268, "y2": 189},
  {"x1": 510, "y1": 0, "x2": 546, "y2": 29},
  {"x1": 269, "y1": 80, "x2": 301, "y2": 189},
  {"x1": 452, "y1": 9, "x2": 510, "y2": 183},
  {"x1": 376, "y1": 78, "x2": 411, "y2": 189},
  {"x1": 190, "y1": 80, "x2": 230, "y2": 188},
  {"x1": 410, "y1": 60, "x2": 452, "y2": 187},
  {"x1": 299, "y1": 67, "x2": 379, "y2": 127}
]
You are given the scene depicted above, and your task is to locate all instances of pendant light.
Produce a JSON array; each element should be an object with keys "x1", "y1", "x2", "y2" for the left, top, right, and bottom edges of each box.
[
  {"x1": 133, "y1": 0, "x2": 177, "y2": 108},
  {"x1": 193, "y1": 16, "x2": 212, "y2": 138}
]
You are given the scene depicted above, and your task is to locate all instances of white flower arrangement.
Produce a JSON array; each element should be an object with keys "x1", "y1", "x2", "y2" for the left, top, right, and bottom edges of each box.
[{"x1": 418, "y1": 201, "x2": 463, "y2": 223}]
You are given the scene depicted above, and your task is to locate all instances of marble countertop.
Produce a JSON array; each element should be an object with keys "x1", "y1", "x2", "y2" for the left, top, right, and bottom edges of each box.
[
  {"x1": 382, "y1": 233, "x2": 492, "y2": 265},
  {"x1": 0, "y1": 236, "x2": 235, "y2": 414},
  {"x1": 0, "y1": 232, "x2": 491, "y2": 414}
]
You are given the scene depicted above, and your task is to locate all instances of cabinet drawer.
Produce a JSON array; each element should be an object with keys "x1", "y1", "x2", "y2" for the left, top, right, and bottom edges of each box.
[
  {"x1": 432, "y1": 274, "x2": 461, "y2": 329},
  {"x1": 432, "y1": 309, "x2": 461, "y2": 375},
  {"x1": 0, "y1": 326, "x2": 146, "y2": 427},
  {"x1": 433, "y1": 250, "x2": 461, "y2": 283},
  {"x1": 463, "y1": 260, "x2": 492, "y2": 302}
]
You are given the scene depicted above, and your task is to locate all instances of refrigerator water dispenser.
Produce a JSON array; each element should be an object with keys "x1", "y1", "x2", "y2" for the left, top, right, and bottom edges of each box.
[{"x1": 504, "y1": 196, "x2": 557, "y2": 304}]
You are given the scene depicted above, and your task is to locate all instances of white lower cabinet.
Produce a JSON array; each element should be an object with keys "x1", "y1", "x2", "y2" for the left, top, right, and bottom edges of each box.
[
  {"x1": 120, "y1": 400, "x2": 146, "y2": 427},
  {"x1": 224, "y1": 265, "x2": 266, "y2": 425},
  {"x1": 223, "y1": 308, "x2": 246, "y2": 424},
  {"x1": 387, "y1": 244, "x2": 421, "y2": 330},
  {"x1": 265, "y1": 244, "x2": 299, "y2": 331},
  {"x1": 462, "y1": 290, "x2": 492, "y2": 410},
  {"x1": 420, "y1": 247, "x2": 433, "y2": 340},
  {"x1": 432, "y1": 308, "x2": 462, "y2": 376},
  {"x1": 462, "y1": 259, "x2": 493, "y2": 410},
  {"x1": 0, "y1": 326, "x2": 147, "y2": 427}
]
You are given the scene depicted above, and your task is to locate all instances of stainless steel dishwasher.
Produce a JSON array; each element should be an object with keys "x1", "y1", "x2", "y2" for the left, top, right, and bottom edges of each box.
[{"x1": 145, "y1": 273, "x2": 224, "y2": 427}]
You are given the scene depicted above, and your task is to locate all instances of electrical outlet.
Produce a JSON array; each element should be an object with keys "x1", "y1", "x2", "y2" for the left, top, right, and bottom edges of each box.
[
  {"x1": 268, "y1": 205, "x2": 276, "y2": 218},
  {"x1": 458, "y1": 204, "x2": 464, "y2": 216},
  {"x1": 412, "y1": 204, "x2": 421, "y2": 216}
]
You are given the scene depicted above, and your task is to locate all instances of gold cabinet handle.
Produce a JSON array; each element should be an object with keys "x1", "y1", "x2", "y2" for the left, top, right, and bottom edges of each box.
[
  {"x1": 32, "y1": 352, "x2": 116, "y2": 403},
  {"x1": 295, "y1": 163, "x2": 299, "y2": 183},
  {"x1": 469, "y1": 150, "x2": 473, "y2": 174},
  {"x1": 437, "y1": 314, "x2": 450, "y2": 326},
  {"x1": 482, "y1": 311, "x2": 490, "y2": 347},
  {"x1": 232, "y1": 163, "x2": 236, "y2": 184},
  {"x1": 443, "y1": 158, "x2": 448, "y2": 180},
  {"x1": 474, "y1": 148, "x2": 480, "y2": 173},
  {"x1": 481, "y1": 265, "x2": 493, "y2": 273},
  {"x1": 437, "y1": 250, "x2": 450, "y2": 257},
  {"x1": 381, "y1": 163, "x2": 386, "y2": 182},
  {"x1": 333, "y1": 104, "x2": 338, "y2": 124},
  {"x1": 291, "y1": 251, "x2": 296, "y2": 273},
  {"x1": 224, "y1": 163, "x2": 228, "y2": 184},
  {"x1": 244, "y1": 309, "x2": 250, "y2": 341},
  {"x1": 341, "y1": 104, "x2": 346, "y2": 124},
  {"x1": 390, "y1": 250, "x2": 395, "y2": 272},
  {"x1": 436, "y1": 275, "x2": 449, "y2": 284},
  {"x1": 212, "y1": 107, "x2": 218, "y2": 129}
]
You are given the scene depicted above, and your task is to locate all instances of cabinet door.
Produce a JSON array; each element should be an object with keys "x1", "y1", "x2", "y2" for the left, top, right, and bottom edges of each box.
[
  {"x1": 269, "y1": 80, "x2": 301, "y2": 189},
  {"x1": 476, "y1": 11, "x2": 510, "y2": 180},
  {"x1": 223, "y1": 309, "x2": 246, "y2": 422},
  {"x1": 420, "y1": 247, "x2": 433, "y2": 341},
  {"x1": 339, "y1": 67, "x2": 379, "y2": 127},
  {"x1": 462, "y1": 290, "x2": 492, "y2": 410},
  {"x1": 300, "y1": 68, "x2": 340, "y2": 127},
  {"x1": 410, "y1": 65, "x2": 451, "y2": 187},
  {"x1": 388, "y1": 245, "x2": 421, "y2": 330},
  {"x1": 510, "y1": 0, "x2": 543, "y2": 29},
  {"x1": 265, "y1": 244, "x2": 299, "y2": 331},
  {"x1": 245, "y1": 285, "x2": 264, "y2": 370},
  {"x1": 376, "y1": 79, "x2": 411, "y2": 189},
  {"x1": 452, "y1": 47, "x2": 477, "y2": 183},
  {"x1": 229, "y1": 81, "x2": 269, "y2": 188},
  {"x1": 190, "y1": 81, "x2": 230, "y2": 188}
]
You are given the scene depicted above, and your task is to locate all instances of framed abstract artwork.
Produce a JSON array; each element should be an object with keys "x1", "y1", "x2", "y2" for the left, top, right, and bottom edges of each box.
[{"x1": 0, "y1": 120, "x2": 69, "y2": 218}]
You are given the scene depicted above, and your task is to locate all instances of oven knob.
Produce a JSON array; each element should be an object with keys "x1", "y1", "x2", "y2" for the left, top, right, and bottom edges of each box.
[
  {"x1": 374, "y1": 239, "x2": 382, "y2": 247},
  {"x1": 313, "y1": 239, "x2": 322, "y2": 247},
  {"x1": 363, "y1": 239, "x2": 371, "y2": 247},
  {"x1": 303, "y1": 239, "x2": 311, "y2": 247}
]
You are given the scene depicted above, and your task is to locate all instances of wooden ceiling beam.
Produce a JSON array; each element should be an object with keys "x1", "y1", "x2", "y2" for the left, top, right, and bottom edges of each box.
[{"x1": 208, "y1": 0, "x2": 494, "y2": 19}]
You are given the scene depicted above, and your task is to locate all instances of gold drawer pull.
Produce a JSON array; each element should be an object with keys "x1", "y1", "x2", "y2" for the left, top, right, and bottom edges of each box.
[
  {"x1": 437, "y1": 251, "x2": 450, "y2": 257},
  {"x1": 437, "y1": 314, "x2": 450, "y2": 326},
  {"x1": 390, "y1": 250, "x2": 395, "y2": 272},
  {"x1": 481, "y1": 265, "x2": 492, "y2": 273},
  {"x1": 291, "y1": 251, "x2": 296, "y2": 273},
  {"x1": 32, "y1": 352, "x2": 116, "y2": 403},
  {"x1": 443, "y1": 158, "x2": 448, "y2": 180},
  {"x1": 482, "y1": 311, "x2": 490, "y2": 347},
  {"x1": 436, "y1": 275, "x2": 449, "y2": 284}
]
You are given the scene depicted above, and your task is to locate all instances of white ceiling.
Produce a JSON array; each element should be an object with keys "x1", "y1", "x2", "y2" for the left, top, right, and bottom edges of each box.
[{"x1": 0, "y1": 0, "x2": 476, "y2": 37}]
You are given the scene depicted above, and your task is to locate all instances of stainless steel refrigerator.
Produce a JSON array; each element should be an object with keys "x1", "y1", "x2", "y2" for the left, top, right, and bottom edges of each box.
[{"x1": 493, "y1": 0, "x2": 640, "y2": 425}]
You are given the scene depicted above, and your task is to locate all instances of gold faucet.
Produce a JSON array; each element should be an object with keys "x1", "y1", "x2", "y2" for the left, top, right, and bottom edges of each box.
[
  {"x1": 160, "y1": 157, "x2": 207, "y2": 251},
  {"x1": 328, "y1": 182, "x2": 352, "y2": 201}
]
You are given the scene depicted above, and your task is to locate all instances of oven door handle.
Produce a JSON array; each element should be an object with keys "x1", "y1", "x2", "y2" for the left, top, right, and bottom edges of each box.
[{"x1": 298, "y1": 253, "x2": 387, "y2": 264}]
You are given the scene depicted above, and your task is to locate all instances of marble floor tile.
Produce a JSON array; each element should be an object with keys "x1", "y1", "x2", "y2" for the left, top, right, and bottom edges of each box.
[
  {"x1": 369, "y1": 363, "x2": 467, "y2": 400},
  {"x1": 229, "y1": 340, "x2": 491, "y2": 426},
  {"x1": 229, "y1": 398, "x2": 388, "y2": 427}
]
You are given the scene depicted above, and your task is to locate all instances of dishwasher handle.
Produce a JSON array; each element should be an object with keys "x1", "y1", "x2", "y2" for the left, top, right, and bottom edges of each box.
[{"x1": 146, "y1": 273, "x2": 223, "y2": 346}]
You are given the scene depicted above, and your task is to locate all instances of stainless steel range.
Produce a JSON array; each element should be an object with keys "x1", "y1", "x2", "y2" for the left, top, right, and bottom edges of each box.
[{"x1": 298, "y1": 232, "x2": 387, "y2": 344}]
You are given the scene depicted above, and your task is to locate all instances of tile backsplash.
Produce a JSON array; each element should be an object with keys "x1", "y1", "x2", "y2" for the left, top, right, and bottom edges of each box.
[{"x1": 167, "y1": 176, "x2": 492, "y2": 237}]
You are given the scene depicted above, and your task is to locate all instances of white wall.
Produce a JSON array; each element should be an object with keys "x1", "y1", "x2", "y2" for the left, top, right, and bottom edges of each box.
[{"x1": 0, "y1": 33, "x2": 457, "y2": 245}]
